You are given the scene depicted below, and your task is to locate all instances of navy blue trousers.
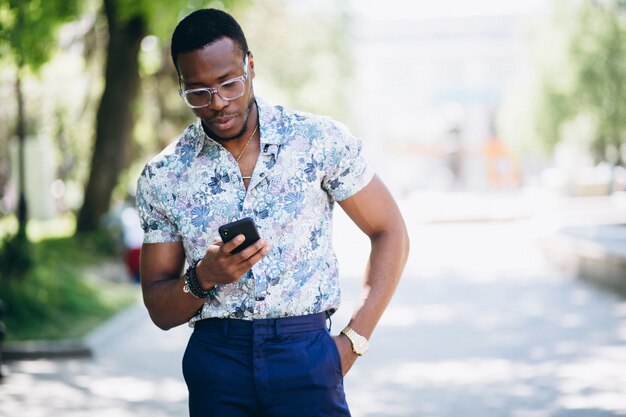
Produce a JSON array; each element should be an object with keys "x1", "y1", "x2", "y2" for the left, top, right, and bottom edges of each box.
[{"x1": 182, "y1": 312, "x2": 351, "y2": 417}]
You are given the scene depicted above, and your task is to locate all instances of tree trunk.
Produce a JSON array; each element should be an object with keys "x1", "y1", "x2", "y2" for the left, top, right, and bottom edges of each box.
[
  {"x1": 15, "y1": 68, "x2": 28, "y2": 240},
  {"x1": 76, "y1": 0, "x2": 145, "y2": 233}
]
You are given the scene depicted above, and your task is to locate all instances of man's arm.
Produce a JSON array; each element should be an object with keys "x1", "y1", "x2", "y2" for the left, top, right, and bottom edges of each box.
[
  {"x1": 140, "y1": 236, "x2": 271, "y2": 330},
  {"x1": 335, "y1": 175, "x2": 410, "y2": 375},
  {"x1": 140, "y1": 242, "x2": 203, "y2": 330}
]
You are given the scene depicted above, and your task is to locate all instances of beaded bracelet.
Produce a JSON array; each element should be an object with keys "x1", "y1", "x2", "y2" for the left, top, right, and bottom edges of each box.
[{"x1": 183, "y1": 259, "x2": 217, "y2": 299}]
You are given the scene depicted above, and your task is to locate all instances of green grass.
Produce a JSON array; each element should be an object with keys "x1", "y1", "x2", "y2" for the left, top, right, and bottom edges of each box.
[{"x1": 0, "y1": 230, "x2": 139, "y2": 341}]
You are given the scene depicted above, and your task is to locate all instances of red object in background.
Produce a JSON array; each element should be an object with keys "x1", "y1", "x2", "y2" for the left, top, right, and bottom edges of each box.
[{"x1": 124, "y1": 248, "x2": 141, "y2": 282}]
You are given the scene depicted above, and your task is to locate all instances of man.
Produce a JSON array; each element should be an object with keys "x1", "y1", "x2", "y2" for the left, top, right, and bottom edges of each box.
[{"x1": 136, "y1": 8, "x2": 409, "y2": 417}]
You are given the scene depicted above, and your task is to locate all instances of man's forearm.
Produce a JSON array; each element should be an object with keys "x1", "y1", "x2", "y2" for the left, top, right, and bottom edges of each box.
[
  {"x1": 333, "y1": 227, "x2": 409, "y2": 376},
  {"x1": 347, "y1": 227, "x2": 410, "y2": 338},
  {"x1": 143, "y1": 274, "x2": 205, "y2": 330}
]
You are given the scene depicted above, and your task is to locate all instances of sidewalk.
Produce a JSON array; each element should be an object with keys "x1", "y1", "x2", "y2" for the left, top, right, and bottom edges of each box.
[{"x1": 0, "y1": 303, "x2": 191, "y2": 417}]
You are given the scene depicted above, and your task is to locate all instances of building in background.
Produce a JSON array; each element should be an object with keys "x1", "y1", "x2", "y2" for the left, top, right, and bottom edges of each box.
[{"x1": 349, "y1": 7, "x2": 539, "y2": 196}]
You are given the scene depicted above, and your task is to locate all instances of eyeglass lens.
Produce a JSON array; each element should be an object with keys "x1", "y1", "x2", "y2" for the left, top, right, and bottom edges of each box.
[{"x1": 184, "y1": 79, "x2": 245, "y2": 107}]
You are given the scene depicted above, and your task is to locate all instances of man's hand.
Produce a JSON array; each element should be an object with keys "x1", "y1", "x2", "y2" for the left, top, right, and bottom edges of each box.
[
  {"x1": 333, "y1": 334, "x2": 358, "y2": 377},
  {"x1": 195, "y1": 235, "x2": 271, "y2": 287}
]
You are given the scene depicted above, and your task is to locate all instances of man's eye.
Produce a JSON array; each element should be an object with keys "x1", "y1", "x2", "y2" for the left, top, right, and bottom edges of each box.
[
  {"x1": 220, "y1": 81, "x2": 239, "y2": 91},
  {"x1": 190, "y1": 90, "x2": 210, "y2": 97}
]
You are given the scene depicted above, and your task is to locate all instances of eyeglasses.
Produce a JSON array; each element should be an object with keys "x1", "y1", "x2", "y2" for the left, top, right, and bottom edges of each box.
[{"x1": 179, "y1": 55, "x2": 249, "y2": 109}]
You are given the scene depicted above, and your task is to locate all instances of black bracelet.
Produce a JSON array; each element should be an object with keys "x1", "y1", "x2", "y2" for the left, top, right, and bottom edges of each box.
[{"x1": 183, "y1": 259, "x2": 217, "y2": 299}]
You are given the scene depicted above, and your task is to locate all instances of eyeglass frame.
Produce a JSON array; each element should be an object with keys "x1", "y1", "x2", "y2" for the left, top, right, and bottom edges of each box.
[{"x1": 178, "y1": 53, "x2": 250, "y2": 109}]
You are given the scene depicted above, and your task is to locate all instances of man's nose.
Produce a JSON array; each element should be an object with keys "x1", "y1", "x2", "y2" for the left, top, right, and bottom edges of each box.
[{"x1": 209, "y1": 94, "x2": 229, "y2": 111}]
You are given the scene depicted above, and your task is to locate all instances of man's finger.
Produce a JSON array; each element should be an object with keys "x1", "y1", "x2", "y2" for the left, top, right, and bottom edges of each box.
[{"x1": 222, "y1": 234, "x2": 246, "y2": 254}]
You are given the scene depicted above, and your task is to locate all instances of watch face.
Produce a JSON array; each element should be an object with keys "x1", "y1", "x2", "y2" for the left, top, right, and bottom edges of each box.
[
  {"x1": 342, "y1": 327, "x2": 369, "y2": 355},
  {"x1": 353, "y1": 335, "x2": 369, "y2": 355}
]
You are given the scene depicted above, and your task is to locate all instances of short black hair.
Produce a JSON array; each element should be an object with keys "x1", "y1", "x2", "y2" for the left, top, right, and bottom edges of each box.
[{"x1": 170, "y1": 8, "x2": 249, "y2": 73}]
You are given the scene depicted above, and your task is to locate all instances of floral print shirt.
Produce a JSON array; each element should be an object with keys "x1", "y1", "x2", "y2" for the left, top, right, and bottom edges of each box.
[{"x1": 136, "y1": 97, "x2": 374, "y2": 322}]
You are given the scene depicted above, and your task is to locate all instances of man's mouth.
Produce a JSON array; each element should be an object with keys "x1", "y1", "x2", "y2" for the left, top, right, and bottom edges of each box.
[{"x1": 211, "y1": 114, "x2": 237, "y2": 130}]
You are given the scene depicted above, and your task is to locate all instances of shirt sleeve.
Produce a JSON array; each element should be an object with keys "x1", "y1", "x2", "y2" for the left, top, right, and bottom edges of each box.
[
  {"x1": 321, "y1": 121, "x2": 375, "y2": 202},
  {"x1": 135, "y1": 164, "x2": 181, "y2": 243}
]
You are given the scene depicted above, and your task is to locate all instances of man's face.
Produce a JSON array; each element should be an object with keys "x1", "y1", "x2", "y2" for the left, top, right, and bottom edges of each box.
[{"x1": 177, "y1": 37, "x2": 255, "y2": 141}]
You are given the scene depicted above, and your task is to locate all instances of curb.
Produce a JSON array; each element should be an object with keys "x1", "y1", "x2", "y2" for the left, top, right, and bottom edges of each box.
[
  {"x1": 540, "y1": 223, "x2": 626, "y2": 297},
  {"x1": 3, "y1": 340, "x2": 92, "y2": 361},
  {"x1": 2, "y1": 303, "x2": 144, "y2": 362}
]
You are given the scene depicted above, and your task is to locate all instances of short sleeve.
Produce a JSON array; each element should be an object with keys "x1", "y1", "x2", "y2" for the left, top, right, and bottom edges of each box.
[
  {"x1": 321, "y1": 122, "x2": 375, "y2": 202},
  {"x1": 135, "y1": 165, "x2": 180, "y2": 243}
]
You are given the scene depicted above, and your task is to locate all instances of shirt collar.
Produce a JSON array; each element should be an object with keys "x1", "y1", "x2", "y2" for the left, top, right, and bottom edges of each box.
[
  {"x1": 257, "y1": 97, "x2": 285, "y2": 158},
  {"x1": 188, "y1": 97, "x2": 286, "y2": 158}
]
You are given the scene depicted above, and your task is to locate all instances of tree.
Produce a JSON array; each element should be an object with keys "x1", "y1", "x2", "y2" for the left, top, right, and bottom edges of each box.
[
  {"x1": 500, "y1": 0, "x2": 626, "y2": 164},
  {"x1": 75, "y1": 0, "x2": 147, "y2": 232},
  {"x1": 76, "y1": 0, "x2": 244, "y2": 233},
  {"x1": 0, "y1": 0, "x2": 81, "y2": 276},
  {"x1": 566, "y1": 0, "x2": 626, "y2": 164}
]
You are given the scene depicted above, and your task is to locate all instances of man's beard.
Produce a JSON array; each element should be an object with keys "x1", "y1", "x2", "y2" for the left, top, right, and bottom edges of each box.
[{"x1": 203, "y1": 95, "x2": 256, "y2": 143}]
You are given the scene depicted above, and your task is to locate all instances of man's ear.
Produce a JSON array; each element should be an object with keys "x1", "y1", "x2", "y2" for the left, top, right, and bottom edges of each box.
[{"x1": 248, "y1": 51, "x2": 255, "y2": 80}]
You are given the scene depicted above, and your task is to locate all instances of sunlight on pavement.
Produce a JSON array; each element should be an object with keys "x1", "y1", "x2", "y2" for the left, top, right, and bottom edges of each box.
[
  {"x1": 348, "y1": 351, "x2": 626, "y2": 415},
  {"x1": 13, "y1": 359, "x2": 59, "y2": 374},
  {"x1": 380, "y1": 304, "x2": 456, "y2": 327},
  {"x1": 556, "y1": 350, "x2": 626, "y2": 414},
  {"x1": 84, "y1": 376, "x2": 187, "y2": 402},
  {"x1": 372, "y1": 358, "x2": 544, "y2": 386}
]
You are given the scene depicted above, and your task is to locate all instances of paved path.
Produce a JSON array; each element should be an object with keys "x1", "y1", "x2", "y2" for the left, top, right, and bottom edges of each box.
[
  {"x1": 2, "y1": 193, "x2": 626, "y2": 416},
  {"x1": 0, "y1": 303, "x2": 190, "y2": 417}
]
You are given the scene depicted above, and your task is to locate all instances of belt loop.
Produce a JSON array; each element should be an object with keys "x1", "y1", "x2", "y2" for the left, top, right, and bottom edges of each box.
[
  {"x1": 223, "y1": 319, "x2": 229, "y2": 336},
  {"x1": 274, "y1": 318, "x2": 282, "y2": 335},
  {"x1": 325, "y1": 311, "x2": 332, "y2": 332}
]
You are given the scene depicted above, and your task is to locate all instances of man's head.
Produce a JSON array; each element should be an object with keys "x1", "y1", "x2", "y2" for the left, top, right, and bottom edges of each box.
[
  {"x1": 171, "y1": 9, "x2": 256, "y2": 142},
  {"x1": 171, "y1": 8, "x2": 249, "y2": 74}
]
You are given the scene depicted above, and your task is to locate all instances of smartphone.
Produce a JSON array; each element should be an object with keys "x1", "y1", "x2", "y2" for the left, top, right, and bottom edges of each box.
[{"x1": 218, "y1": 217, "x2": 261, "y2": 254}]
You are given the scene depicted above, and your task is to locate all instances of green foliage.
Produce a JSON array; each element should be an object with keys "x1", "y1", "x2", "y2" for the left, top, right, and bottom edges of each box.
[
  {"x1": 236, "y1": 0, "x2": 354, "y2": 122},
  {"x1": 0, "y1": 233, "x2": 137, "y2": 341},
  {"x1": 39, "y1": 230, "x2": 119, "y2": 262},
  {"x1": 0, "y1": 0, "x2": 82, "y2": 70},
  {"x1": 110, "y1": 0, "x2": 248, "y2": 41},
  {"x1": 0, "y1": 233, "x2": 33, "y2": 278},
  {"x1": 566, "y1": 1, "x2": 626, "y2": 162},
  {"x1": 500, "y1": 0, "x2": 626, "y2": 162}
]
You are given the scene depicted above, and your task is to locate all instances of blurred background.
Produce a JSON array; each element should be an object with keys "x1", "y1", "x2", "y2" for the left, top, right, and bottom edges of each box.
[
  {"x1": 1, "y1": 0, "x2": 626, "y2": 416},
  {"x1": 2, "y1": 0, "x2": 626, "y2": 231}
]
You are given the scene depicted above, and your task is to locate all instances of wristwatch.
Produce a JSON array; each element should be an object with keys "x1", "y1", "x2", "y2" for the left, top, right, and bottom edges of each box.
[{"x1": 341, "y1": 326, "x2": 369, "y2": 356}]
